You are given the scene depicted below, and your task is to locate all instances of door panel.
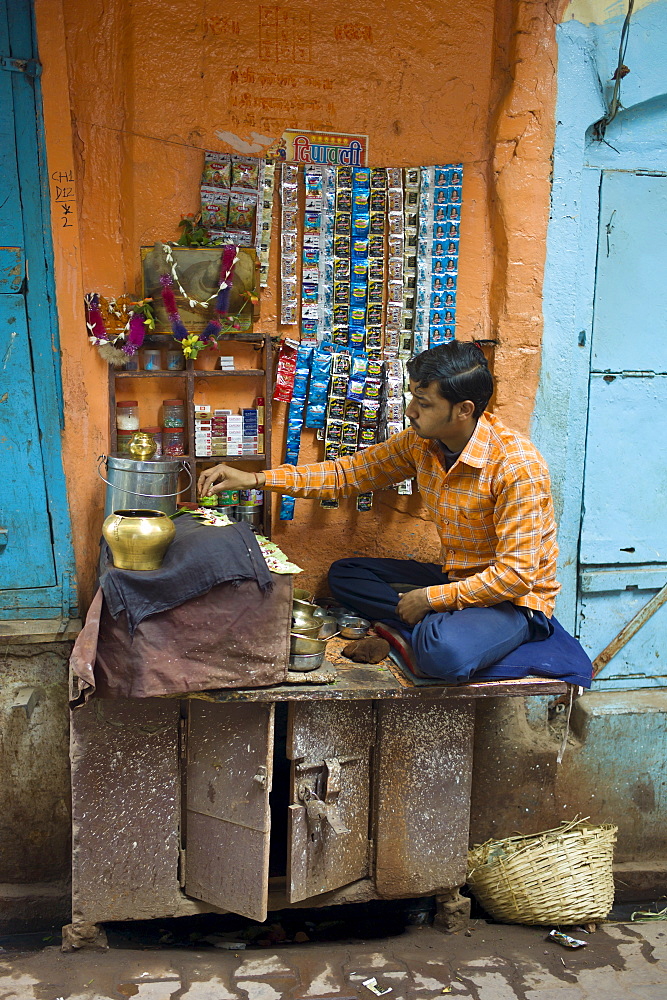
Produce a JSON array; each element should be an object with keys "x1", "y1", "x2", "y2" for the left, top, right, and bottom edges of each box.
[
  {"x1": 287, "y1": 701, "x2": 373, "y2": 903},
  {"x1": 579, "y1": 374, "x2": 667, "y2": 566},
  {"x1": 0, "y1": 0, "x2": 74, "y2": 613},
  {"x1": 374, "y1": 701, "x2": 475, "y2": 898},
  {"x1": 185, "y1": 701, "x2": 274, "y2": 922},
  {"x1": 591, "y1": 172, "x2": 667, "y2": 373},
  {"x1": 579, "y1": 569, "x2": 667, "y2": 689},
  {"x1": 578, "y1": 169, "x2": 667, "y2": 689},
  {"x1": 0, "y1": 293, "x2": 56, "y2": 586}
]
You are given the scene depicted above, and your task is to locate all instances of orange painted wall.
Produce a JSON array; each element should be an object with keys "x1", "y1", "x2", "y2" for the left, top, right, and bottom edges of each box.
[{"x1": 35, "y1": 0, "x2": 559, "y2": 608}]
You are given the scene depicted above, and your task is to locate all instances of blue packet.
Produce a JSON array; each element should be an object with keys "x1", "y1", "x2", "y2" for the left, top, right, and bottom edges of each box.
[
  {"x1": 353, "y1": 168, "x2": 370, "y2": 189},
  {"x1": 304, "y1": 402, "x2": 326, "y2": 429},
  {"x1": 293, "y1": 372, "x2": 309, "y2": 400},
  {"x1": 352, "y1": 215, "x2": 370, "y2": 239},
  {"x1": 280, "y1": 495, "x2": 296, "y2": 521},
  {"x1": 351, "y1": 238, "x2": 369, "y2": 260},
  {"x1": 349, "y1": 305, "x2": 367, "y2": 329}
]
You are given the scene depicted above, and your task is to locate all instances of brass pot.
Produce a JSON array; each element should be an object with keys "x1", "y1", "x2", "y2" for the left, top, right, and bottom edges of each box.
[
  {"x1": 129, "y1": 431, "x2": 157, "y2": 460},
  {"x1": 293, "y1": 587, "x2": 313, "y2": 602},
  {"x1": 102, "y1": 508, "x2": 176, "y2": 571}
]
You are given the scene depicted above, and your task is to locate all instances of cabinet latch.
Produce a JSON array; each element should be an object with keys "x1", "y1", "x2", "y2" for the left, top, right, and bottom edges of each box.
[{"x1": 297, "y1": 756, "x2": 350, "y2": 836}]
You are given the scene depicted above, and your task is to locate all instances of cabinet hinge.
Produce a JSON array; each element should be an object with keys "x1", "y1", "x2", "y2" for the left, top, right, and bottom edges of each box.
[
  {"x1": 621, "y1": 370, "x2": 655, "y2": 378},
  {"x1": 178, "y1": 847, "x2": 186, "y2": 887},
  {"x1": 179, "y1": 716, "x2": 187, "y2": 758},
  {"x1": 0, "y1": 55, "x2": 41, "y2": 77}
]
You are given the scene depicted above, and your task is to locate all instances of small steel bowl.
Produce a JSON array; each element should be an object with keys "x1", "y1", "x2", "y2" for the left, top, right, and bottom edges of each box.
[
  {"x1": 290, "y1": 634, "x2": 326, "y2": 655},
  {"x1": 317, "y1": 616, "x2": 339, "y2": 639},
  {"x1": 293, "y1": 587, "x2": 313, "y2": 602},
  {"x1": 289, "y1": 649, "x2": 326, "y2": 672},
  {"x1": 338, "y1": 615, "x2": 371, "y2": 639},
  {"x1": 314, "y1": 599, "x2": 350, "y2": 618}
]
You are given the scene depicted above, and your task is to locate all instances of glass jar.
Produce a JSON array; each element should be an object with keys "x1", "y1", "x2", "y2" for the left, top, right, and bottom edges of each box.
[
  {"x1": 141, "y1": 426, "x2": 163, "y2": 458},
  {"x1": 116, "y1": 429, "x2": 134, "y2": 454},
  {"x1": 163, "y1": 427, "x2": 185, "y2": 456},
  {"x1": 123, "y1": 356, "x2": 139, "y2": 371},
  {"x1": 162, "y1": 399, "x2": 185, "y2": 428},
  {"x1": 116, "y1": 400, "x2": 140, "y2": 431},
  {"x1": 166, "y1": 349, "x2": 185, "y2": 371},
  {"x1": 143, "y1": 348, "x2": 162, "y2": 371}
]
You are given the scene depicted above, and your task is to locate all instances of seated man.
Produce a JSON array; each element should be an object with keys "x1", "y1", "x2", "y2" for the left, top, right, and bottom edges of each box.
[{"x1": 198, "y1": 342, "x2": 564, "y2": 682}]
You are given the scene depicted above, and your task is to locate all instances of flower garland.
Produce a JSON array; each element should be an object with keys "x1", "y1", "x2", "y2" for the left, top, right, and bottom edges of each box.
[
  {"x1": 160, "y1": 242, "x2": 239, "y2": 309},
  {"x1": 84, "y1": 293, "x2": 155, "y2": 365},
  {"x1": 159, "y1": 244, "x2": 241, "y2": 359}
]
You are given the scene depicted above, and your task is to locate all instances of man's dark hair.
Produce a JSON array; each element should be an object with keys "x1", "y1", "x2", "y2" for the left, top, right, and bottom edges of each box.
[{"x1": 406, "y1": 341, "x2": 493, "y2": 419}]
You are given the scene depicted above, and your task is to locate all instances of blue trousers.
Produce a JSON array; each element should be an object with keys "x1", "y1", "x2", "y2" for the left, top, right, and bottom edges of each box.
[{"x1": 328, "y1": 557, "x2": 551, "y2": 683}]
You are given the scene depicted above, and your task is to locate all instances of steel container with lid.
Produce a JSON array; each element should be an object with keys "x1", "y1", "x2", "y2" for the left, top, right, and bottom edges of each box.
[{"x1": 98, "y1": 454, "x2": 192, "y2": 516}]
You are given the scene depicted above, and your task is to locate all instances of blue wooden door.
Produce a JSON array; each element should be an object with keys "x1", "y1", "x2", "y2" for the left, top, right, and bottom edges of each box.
[
  {"x1": 578, "y1": 171, "x2": 667, "y2": 689},
  {"x1": 0, "y1": 0, "x2": 76, "y2": 617}
]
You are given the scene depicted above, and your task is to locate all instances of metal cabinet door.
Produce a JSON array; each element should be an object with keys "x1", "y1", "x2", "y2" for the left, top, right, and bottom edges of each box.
[
  {"x1": 184, "y1": 701, "x2": 274, "y2": 922},
  {"x1": 374, "y1": 700, "x2": 475, "y2": 898},
  {"x1": 287, "y1": 701, "x2": 374, "y2": 903}
]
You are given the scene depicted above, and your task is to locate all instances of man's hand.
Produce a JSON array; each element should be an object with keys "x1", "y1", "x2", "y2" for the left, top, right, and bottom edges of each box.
[
  {"x1": 397, "y1": 588, "x2": 433, "y2": 625},
  {"x1": 197, "y1": 464, "x2": 266, "y2": 498}
]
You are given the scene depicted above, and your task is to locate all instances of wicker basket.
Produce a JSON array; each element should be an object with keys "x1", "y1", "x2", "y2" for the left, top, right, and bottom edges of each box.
[{"x1": 467, "y1": 818, "x2": 617, "y2": 925}]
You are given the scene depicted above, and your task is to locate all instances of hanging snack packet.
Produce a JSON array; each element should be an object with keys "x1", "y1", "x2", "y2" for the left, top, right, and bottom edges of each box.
[
  {"x1": 200, "y1": 188, "x2": 229, "y2": 230},
  {"x1": 305, "y1": 349, "x2": 333, "y2": 429},
  {"x1": 232, "y1": 156, "x2": 260, "y2": 190},
  {"x1": 202, "y1": 153, "x2": 232, "y2": 189},
  {"x1": 273, "y1": 338, "x2": 299, "y2": 402},
  {"x1": 228, "y1": 191, "x2": 257, "y2": 232}
]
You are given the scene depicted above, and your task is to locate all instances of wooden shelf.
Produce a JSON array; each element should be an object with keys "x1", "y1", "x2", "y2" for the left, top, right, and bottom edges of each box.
[
  {"x1": 194, "y1": 455, "x2": 266, "y2": 462},
  {"x1": 115, "y1": 370, "x2": 188, "y2": 378},
  {"x1": 116, "y1": 369, "x2": 265, "y2": 378},
  {"x1": 108, "y1": 338, "x2": 274, "y2": 534},
  {"x1": 191, "y1": 369, "x2": 265, "y2": 377}
]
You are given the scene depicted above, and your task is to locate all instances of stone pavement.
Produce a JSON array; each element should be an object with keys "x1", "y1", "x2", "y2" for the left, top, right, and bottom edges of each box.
[{"x1": 0, "y1": 920, "x2": 664, "y2": 1000}]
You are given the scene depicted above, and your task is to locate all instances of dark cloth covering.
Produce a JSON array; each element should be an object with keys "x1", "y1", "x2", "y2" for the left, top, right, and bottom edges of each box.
[
  {"x1": 100, "y1": 514, "x2": 272, "y2": 636},
  {"x1": 69, "y1": 574, "x2": 292, "y2": 704}
]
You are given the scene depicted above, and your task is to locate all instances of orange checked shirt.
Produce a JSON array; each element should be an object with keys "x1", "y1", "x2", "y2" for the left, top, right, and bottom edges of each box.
[{"x1": 263, "y1": 412, "x2": 560, "y2": 616}]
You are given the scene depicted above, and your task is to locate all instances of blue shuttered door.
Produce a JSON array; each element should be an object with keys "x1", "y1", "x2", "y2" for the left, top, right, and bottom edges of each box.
[
  {"x1": 0, "y1": 0, "x2": 76, "y2": 616},
  {"x1": 578, "y1": 171, "x2": 667, "y2": 689}
]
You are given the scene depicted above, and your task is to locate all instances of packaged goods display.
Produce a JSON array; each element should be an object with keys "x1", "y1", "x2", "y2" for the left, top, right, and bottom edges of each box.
[
  {"x1": 280, "y1": 163, "x2": 299, "y2": 325},
  {"x1": 100, "y1": 153, "x2": 464, "y2": 521},
  {"x1": 194, "y1": 402, "x2": 263, "y2": 458},
  {"x1": 200, "y1": 151, "x2": 265, "y2": 249},
  {"x1": 279, "y1": 160, "x2": 463, "y2": 357}
]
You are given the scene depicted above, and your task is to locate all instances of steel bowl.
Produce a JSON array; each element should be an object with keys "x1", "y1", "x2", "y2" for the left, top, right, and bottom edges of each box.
[
  {"x1": 290, "y1": 634, "x2": 327, "y2": 655},
  {"x1": 316, "y1": 616, "x2": 339, "y2": 639},
  {"x1": 338, "y1": 615, "x2": 371, "y2": 639},
  {"x1": 293, "y1": 587, "x2": 313, "y2": 602},
  {"x1": 289, "y1": 649, "x2": 326, "y2": 672},
  {"x1": 314, "y1": 599, "x2": 350, "y2": 618}
]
